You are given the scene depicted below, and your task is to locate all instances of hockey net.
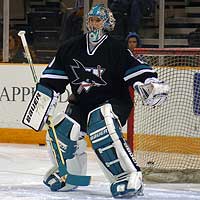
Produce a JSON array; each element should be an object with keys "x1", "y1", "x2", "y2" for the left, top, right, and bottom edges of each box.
[{"x1": 127, "y1": 48, "x2": 200, "y2": 183}]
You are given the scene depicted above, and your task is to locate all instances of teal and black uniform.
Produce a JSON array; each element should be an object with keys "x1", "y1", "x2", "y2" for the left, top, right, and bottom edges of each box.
[{"x1": 40, "y1": 33, "x2": 157, "y2": 130}]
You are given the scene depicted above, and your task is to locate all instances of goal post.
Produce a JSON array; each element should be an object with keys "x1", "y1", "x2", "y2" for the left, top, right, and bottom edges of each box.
[{"x1": 127, "y1": 48, "x2": 200, "y2": 182}]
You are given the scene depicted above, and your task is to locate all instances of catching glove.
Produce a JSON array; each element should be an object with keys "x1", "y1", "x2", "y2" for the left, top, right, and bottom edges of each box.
[{"x1": 133, "y1": 77, "x2": 169, "y2": 107}]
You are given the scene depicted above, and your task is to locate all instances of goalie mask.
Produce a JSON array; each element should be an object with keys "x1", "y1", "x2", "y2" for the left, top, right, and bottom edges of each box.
[{"x1": 86, "y1": 4, "x2": 115, "y2": 42}]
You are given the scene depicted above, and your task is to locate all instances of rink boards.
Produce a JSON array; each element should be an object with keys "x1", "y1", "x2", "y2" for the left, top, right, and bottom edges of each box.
[
  {"x1": 0, "y1": 63, "x2": 126, "y2": 145},
  {"x1": 1, "y1": 63, "x2": 200, "y2": 156},
  {"x1": 0, "y1": 63, "x2": 68, "y2": 144}
]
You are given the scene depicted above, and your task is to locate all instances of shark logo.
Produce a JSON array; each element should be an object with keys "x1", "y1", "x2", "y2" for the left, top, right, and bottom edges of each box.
[{"x1": 70, "y1": 59, "x2": 107, "y2": 94}]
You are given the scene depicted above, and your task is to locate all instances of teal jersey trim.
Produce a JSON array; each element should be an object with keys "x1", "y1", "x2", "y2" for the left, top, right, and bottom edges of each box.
[
  {"x1": 124, "y1": 64, "x2": 152, "y2": 76},
  {"x1": 43, "y1": 69, "x2": 67, "y2": 76},
  {"x1": 37, "y1": 84, "x2": 53, "y2": 97}
]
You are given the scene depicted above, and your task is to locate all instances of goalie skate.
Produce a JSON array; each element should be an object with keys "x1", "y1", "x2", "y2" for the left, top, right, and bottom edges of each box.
[{"x1": 110, "y1": 172, "x2": 144, "y2": 198}]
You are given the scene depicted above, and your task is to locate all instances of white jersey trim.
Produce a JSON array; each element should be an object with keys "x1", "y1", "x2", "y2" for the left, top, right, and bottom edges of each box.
[
  {"x1": 41, "y1": 74, "x2": 69, "y2": 80},
  {"x1": 86, "y1": 34, "x2": 108, "y2": 56},
  {"x1": 124, "y1": 69, "x2": 156, "y2": 81}
]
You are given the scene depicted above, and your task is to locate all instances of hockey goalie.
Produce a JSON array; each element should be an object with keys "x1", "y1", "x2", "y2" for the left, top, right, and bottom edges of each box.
[{"x1": 22, "y1": 4, "x2": 169, "y2": 198}]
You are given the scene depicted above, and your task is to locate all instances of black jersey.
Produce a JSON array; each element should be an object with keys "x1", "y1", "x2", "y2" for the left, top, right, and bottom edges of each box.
[{"x1": 40, "y1": 34, "x2": 157, "y2": 107}]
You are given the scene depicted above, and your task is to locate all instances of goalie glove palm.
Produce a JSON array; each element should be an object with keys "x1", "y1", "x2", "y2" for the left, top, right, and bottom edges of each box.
[{"x1": 134, "y1": 78, "x2": 169, "y2": 107}]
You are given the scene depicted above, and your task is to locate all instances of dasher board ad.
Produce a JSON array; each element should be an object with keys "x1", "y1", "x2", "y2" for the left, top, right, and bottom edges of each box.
[{"x1": 0, "y1": 64, "x2": 70, "y2": 129}]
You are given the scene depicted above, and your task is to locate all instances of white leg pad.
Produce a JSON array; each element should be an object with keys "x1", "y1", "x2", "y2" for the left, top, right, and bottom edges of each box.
[
  {"x1": 87, "y1": 103, "x2": 143, "y2": 197},
  {"x1": 65, "y1": 139, "x2": 87, "y2": 178},
  {"x1": 44, "y1": 139, "x2": 87, "y2": 191},
  {"x1": 44, "y1": 112, "x2": 88, "y2": 191},
  {"x1": 127, "y1": 171, "x2": 143, "y2": 192}
]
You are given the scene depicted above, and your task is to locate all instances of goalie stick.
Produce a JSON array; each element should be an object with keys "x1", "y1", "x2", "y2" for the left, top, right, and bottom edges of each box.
[{"x1": 18, "y1": 30, "x2": 91, "y2": 186}]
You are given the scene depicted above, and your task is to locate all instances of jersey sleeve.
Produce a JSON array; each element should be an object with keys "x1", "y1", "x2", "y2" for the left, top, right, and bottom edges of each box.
[
  {"x1": 39, "y1": 46, "x2": 69, "y2": 94},
  {"x1": 122, "y1": 49, "x2": 158, "y2": 86}
]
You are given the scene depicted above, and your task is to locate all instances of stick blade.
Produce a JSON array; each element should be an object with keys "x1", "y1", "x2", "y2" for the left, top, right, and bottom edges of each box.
[{"x1": 66, "y1": 174, "x2": 91, "y2": 186}]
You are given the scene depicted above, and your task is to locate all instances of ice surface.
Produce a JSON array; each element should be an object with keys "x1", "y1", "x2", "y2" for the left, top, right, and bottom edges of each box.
[{"x1": 0, "y1": 144, "x2": 200, "y2": 200}]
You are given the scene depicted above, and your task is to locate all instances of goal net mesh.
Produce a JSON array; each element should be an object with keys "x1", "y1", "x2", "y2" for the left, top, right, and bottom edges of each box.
[{"x1": 129, "y1": 48, "x2": 200, "y2": 182}]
